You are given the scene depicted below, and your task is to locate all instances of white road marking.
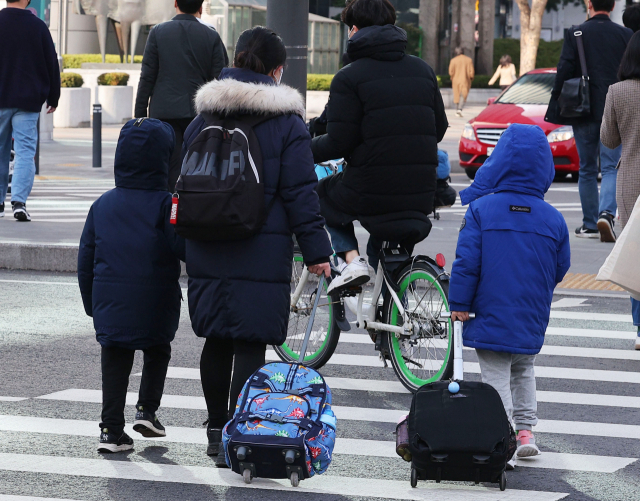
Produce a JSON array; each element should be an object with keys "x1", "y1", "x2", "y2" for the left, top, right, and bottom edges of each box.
[
  {"x1": 0, "y1": 416, "x2": 633, "y2": 475},
  {"x1": 546, "y1": 326, "x2": 636, "y2": 340},
  {"x1": 0, "y1": 496, "x2": 83, "y2": 501},
  {"x1": 550, "y1": 298, "x2": 588, "y2": 308},
  {"x1": 0, "y1": 453, "x2": 569, "y2": 500},
  {"x1": 0, "y1": 397, "x2": 28, "y2": 402},
  {"x1": 549, "y1": 311, "x2": 633, "y2": 323}
]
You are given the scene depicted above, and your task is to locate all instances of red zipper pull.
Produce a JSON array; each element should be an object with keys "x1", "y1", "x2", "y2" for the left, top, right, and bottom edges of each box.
[{"x1": 170, "y1": 193, "x2": 179, "y2": 225}]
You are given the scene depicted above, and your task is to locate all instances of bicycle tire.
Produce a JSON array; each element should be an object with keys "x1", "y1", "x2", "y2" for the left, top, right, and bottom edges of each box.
[
  {"x1": 273, "y1": 252, "x2": 341, "y2": 369},
  {"x1": 382, "y1": 260, "x2": 453, "y2": 393}
]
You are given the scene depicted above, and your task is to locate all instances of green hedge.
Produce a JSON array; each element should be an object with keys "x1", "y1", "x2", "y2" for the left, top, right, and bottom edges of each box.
[
  {"x1": 307, "y1": 74, "x2": 333, "y2": 91},
  {"x1": 437, "y1": 74, "x2": 494, "y2": 88},
  {"x1": 63, "y1": 54, "x2": 142, "y2": 68},
  {"x1": 60, "y1": 72, "x2": 83, "y2": 88},
  {"x1": 492, "y1": 38, "x2": 564, "y2": 72},
  {"x1": 98, "y1": 72, "x2": 130, "y2": 86}
]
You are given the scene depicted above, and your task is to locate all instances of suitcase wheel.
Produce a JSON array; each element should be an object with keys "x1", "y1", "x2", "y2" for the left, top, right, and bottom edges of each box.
[
  {"x1": 410, "y1": 467, "x2": 418, "y2": 488},
  {"x1": 290, "y1": 471, "x2": 300, "y2": 487},
  {"x1": 499, "y1": 471, "x2": 507, "y2": 491},
  {"x1": 242, "y1": 468, "x2": 253, "y2": 484}
]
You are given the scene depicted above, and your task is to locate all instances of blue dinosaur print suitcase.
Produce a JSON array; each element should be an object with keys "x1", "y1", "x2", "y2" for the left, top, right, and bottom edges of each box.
[{"x1": 222, "y1": 276, "x2": 337, "y2": 487}]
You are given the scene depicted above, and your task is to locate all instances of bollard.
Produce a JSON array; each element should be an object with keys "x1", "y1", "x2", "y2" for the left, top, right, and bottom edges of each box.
[{"x1": 92, "y1": 103, "x2": 102, "y2": 168}]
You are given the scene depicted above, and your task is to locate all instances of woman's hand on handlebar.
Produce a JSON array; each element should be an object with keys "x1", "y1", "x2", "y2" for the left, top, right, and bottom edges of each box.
[
  {"x1": 451, "y1": 311, "x2": 470, "y2": 322},
  {"x1": 308, "y1": 262, "x2": 331, "y2": 278}
]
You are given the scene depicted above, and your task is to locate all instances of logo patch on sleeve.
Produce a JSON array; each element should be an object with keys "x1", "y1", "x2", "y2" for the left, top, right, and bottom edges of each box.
[{"x1": 510, "y1": 205, "x2": 531, "y2": 213}]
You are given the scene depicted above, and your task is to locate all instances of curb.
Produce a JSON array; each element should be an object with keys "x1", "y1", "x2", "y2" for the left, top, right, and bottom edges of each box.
[
  {"x1": 0, "y1": 243, "x2": 78, "y2": 272},
  {"x1": 0, "y1": 243, "x2": 188, "y2": 276}
]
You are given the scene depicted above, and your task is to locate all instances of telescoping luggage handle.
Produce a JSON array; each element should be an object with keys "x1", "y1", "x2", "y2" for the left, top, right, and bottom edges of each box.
[
  {"x1": 441, "y1": 312, "x2": 475, "y2": 394},
  {"x1": 298, "y1": 275, "x2": 327, "y2": 363}
]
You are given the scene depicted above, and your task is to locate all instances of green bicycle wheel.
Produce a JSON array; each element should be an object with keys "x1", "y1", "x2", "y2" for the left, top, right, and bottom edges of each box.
[
  {"x1": 382, "y1": 260, "x2": 453, "y2": 393},
  {"x1": 273, "y1": 253, "x2": 341, "y2": 369}
]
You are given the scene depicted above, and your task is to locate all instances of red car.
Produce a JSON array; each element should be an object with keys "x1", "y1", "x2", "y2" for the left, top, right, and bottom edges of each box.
[{"x1": 459, "y1": 68, "x2": 579, "y2": 181}]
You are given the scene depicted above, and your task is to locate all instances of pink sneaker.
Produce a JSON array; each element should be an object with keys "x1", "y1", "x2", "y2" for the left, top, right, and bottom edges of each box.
[{"x1": 516, "y1": 430, "x2": 540, "y2": 458}]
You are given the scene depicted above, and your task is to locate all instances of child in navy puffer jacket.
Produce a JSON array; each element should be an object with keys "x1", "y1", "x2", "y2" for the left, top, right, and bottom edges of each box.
[
  {"x1": 449, "y1": 124, "x2": 571, "y2": 465},
  {"x1": 78, "y1": 118, "x2": 185, "y2": 453}
]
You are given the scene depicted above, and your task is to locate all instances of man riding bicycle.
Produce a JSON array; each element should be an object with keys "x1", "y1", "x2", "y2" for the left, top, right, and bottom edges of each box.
[{"x1": 311, "y1": 0, "x2": 449, "y2": 294}]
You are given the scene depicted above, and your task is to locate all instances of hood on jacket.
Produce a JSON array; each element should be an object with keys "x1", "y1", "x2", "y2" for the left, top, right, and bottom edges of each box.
[
  {"x1": 194, "y1": 67, "x2": 305, "y2": 118},
  {"x1": 460, "y1": 123, "x2": 555, "y2": 205},
  {"x1": 114, "y1": 118, "x2": 175, "y2": 190},
  {"x1": 347, "y1": 24, "x2": 407, "y2": 62}
]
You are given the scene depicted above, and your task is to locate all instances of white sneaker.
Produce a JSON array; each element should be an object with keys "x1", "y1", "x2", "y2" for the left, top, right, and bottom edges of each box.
[
  {"x1": 327, "y1": 257, "x2": 370, "y2": 294},
  {"x1": 506, "y1": 458, "x2": 516, "y2": 470},
  {"x1": 635, "y1": 335, "x2": 640, "y2": 351},
  {"x1": 456, "y1": 110, "x2": 463, "y2": 117}
]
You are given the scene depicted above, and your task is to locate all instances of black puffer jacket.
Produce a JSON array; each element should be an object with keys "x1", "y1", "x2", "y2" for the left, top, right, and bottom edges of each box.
[{"x1": 311, "y1": 25, "x2": 448, "y2": 224}]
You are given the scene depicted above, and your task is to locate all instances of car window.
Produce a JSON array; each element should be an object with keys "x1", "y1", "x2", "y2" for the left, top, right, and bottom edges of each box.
[{"x1": 495, "y1": 73, "x2": 555, "y2": 105}]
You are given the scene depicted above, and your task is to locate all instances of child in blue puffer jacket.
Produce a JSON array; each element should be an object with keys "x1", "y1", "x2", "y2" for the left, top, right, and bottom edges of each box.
[{"x1": 449, "y1": 124, "x2": 571, "y2": 466}]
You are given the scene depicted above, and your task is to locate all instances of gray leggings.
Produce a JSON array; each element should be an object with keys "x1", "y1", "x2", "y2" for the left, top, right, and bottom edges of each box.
[{"x1": 475, "y1": 349, "x2": 538, "y2": 431}]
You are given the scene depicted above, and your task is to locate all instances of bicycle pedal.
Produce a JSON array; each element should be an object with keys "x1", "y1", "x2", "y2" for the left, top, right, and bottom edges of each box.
[{"x1": 340, "y1": 287, "x2": 362, "y2": 298}]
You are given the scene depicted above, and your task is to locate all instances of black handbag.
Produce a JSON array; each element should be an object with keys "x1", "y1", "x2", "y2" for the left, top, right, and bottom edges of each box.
[{"x1": 558, "y1": 29, "x2": 591, "y2": 118}]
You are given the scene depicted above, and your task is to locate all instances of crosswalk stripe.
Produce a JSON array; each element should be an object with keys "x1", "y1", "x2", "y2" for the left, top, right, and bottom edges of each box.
[
  {"x1": 546, "y1": 326, "x2": 637, "y2": 340},
  {"x1": 37, "y1": 387, "x2": 640, "y2": 412},
  {"x1": 0, "y1": 496, "x2": 82, "y2": 501},
  {"x1": 0, "y1": 397, "x2": 28, "y2": 402},
  {"x1": 549, "y1": 311, "x2": 633, "y2": 323},
  {"x1": 159, "y1": 359, "x2": 640, "y2": 385},
  {"x1": 0, "y1": 453, "x2": 569, "y2": 500},
  {"x1": 0, "y1": 415, "x2": 633, "y2": 474},
  {"x1": 29, "y1": 390, "x2": 640, "y2": 439}
]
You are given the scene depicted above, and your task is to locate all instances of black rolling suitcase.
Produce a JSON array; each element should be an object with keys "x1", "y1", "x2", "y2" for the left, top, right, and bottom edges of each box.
[{"x1": 407, "y1": 317, "x2": 515, "y2": 491}]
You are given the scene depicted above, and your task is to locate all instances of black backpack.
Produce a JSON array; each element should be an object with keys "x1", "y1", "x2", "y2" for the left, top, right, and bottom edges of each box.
[{"x1": 170, "y1": 112, "x2": 278, "y2": 241}]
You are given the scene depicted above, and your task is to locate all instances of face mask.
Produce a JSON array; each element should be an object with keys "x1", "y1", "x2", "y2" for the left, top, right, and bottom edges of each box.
[{"x1": 276, "y1": 67, "x2": 284, "y2": 85}]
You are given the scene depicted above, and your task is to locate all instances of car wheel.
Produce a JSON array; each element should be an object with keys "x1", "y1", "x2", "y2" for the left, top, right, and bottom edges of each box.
[
  {"x1": 465, "y1": 168, "x2": 477, "y2": 180},
  {"x1": 571, "y1": 172, "x2": 579, "y2": 182},
  {"x1": 554, "y1": 172, "x2": 567, "y2": 182}
]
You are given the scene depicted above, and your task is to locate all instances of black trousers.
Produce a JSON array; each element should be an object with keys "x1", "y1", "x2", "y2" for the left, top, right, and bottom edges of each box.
[
  {"x1": 162, "y1": 117, "x2": 194, "y2": 192},
  {"x1": 200, "y1": 338, "x2": 266, "y2": 428},
  {"x1": 100, "y1": 343, "x2": 171, "y2": 434}
]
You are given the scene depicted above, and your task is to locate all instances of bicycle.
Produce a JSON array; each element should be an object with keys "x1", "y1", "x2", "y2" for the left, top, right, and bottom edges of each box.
[{"x1": 273, "y1": 161, "x2": 453, "y2": 393}]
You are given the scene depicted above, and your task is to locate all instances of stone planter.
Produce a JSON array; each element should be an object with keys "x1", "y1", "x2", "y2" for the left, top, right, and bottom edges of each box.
[
  {"x1": 53, "y1": 88, "x2": 91, "y2": 128},
  {"x1": 97, "y1": 85, "x2": 133, "y2": 124}
]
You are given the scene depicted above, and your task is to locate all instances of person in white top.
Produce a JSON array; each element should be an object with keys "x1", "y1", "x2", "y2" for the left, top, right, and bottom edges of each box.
[{"x1": 489, "y1": 55, "x2": 517, "y2": 90}]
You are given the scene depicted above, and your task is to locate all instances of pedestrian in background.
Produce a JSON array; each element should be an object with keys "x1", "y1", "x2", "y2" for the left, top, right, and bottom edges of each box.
[
  {"x1": 78, "y1": 118, "x2": 185, "y2": 453},
  {"x1": 450, "y1": 124, "x2": 571, "y2": 469},
  {"x1": 623, "y1": 2, "x2": 640, "y2": 33},
  {"x1": 600, "y1": 31, "x2": 640, "y2": 348},
  {"x1": 547, "y1": 0, "x2": 632, "y2": 242},
  {"x1": 449, "y1": 47, "x2": 475, "y2": 117},
  {"x1": 183, "y1": 27, "x2": 332, "y2": 465},
  {"x1": 489, "y1": 54, "x2": 517, "y2": 90},
  {"x1": 0, "y1": 0, "x2": 60, "y2": 222},
  {"x1": 135, "y1": 0, "x2": 228, "y2": 192}
]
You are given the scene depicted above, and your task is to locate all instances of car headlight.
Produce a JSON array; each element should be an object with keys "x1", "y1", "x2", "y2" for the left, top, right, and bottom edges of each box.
[
  {"x1": 547, "y1": 126, "x2": 574, "y2": 143},
  {"x1": 461, "y1": 124, "x2": 476, "y2": 141}
]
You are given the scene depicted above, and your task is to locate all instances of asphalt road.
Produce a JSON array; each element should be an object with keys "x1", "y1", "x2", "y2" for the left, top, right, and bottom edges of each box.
[{"x1": 0, "y1": 270, "x2": 638, "y2": 501}]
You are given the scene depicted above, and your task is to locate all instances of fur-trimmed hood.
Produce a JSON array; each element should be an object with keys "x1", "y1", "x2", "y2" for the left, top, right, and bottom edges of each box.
[{"x1": 195, "y1": 68, "x2": 305, "y2": 118}]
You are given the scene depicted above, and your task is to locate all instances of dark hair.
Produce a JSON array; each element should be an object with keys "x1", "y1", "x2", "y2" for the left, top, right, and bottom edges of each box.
[
  {"x1": 591, "y1": 0, "x2": 615, "y2": 12},
  {"x1": 618, "y1": 31, "x2": 640, "y2": 81},
  {"x1": 499, "y1": 54, "x2": 512, "y2": 66},
  {"x1": 233, "y1": 26, "x2": 287, "y2": 75},
  {"x1": 623, "y1": 3, "x2": 640, "y2": 33},
  {"x1": 176, "y1": 0, "x2": 204, "y2": 14},
  {"x1": 341, "y1": 0, "x2": 396, "y2": 29}
]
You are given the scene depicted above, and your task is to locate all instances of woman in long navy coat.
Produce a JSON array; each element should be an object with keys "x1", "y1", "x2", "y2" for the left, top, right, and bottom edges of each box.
[{"x1": 182, "y1": 27, "x2": 333, "y2": 463}]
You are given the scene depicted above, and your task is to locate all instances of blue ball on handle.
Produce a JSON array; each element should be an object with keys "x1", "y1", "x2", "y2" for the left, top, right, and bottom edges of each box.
[{"x1": 448, "y1": 381, "x2": 460, "y2": 394}]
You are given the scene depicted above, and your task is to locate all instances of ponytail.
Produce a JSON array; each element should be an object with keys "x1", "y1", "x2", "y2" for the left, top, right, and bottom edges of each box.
[{"x1": 234, "y1": 27, "x2": 287, "y2": 75}]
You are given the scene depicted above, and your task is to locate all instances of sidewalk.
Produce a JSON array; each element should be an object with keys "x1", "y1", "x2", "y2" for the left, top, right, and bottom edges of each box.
[{"x1": 0, "y1": 105, "x2": 619, "y2": 286}]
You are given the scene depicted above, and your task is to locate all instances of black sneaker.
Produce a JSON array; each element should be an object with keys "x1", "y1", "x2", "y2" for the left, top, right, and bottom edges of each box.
[
  {"x1": 215, "y1": 443, "x2": 229, "y2": 468},
  {"x1": 0, "y1": 202, "x2": 4, "y2": 218},
  {"x1": 596, "y1": 211, "x2": 616, "y2": 243},
  {"x1": 12, "y1": 202, "x2": 30, "y2": 222},
  {"x1": 574, "y1": 225, "x2": 598, "y2": 239},
  {"x1": 204, "y1": 420, "x2": 222, "y2": 456},
  {"x1": 132, "y1": 405, "x2": 166, "y2": 437},
  {"x1": 97, "y1": 429, "x2": 134, "y2": 453}
]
